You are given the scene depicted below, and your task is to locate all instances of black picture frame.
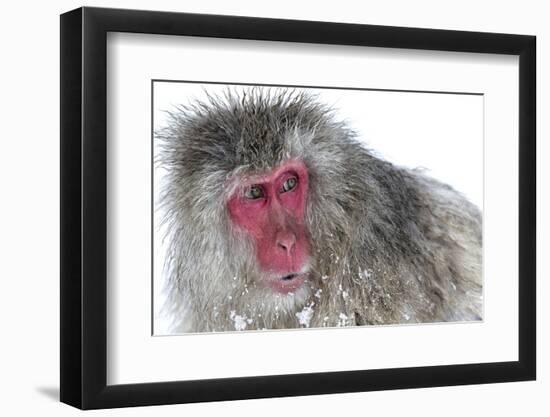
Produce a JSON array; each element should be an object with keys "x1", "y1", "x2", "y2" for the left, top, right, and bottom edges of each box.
[{"x1": 60, "y1": 6, "x2": 536, "y2": 410}]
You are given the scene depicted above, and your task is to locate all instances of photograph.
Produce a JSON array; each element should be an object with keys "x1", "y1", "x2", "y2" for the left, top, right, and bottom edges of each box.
[{"x1": 153, "y1": 82, "x2": 484, "y2": 334}]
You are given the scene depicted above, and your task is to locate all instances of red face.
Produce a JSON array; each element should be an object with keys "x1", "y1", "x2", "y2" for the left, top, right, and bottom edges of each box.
[{"x1": 227, "y1": 160, "x2": 311, "y2": 294}]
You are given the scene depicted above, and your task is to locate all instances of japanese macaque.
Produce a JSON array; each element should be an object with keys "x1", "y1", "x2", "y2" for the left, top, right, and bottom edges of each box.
[{"x1": 156, "y1": 89, "x2": 482, "y2": 333}]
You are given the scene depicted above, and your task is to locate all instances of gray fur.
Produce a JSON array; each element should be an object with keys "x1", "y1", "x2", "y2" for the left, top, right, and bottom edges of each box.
[{"x1": 156, "y1": 88, "x2": 482, "y2": 333}]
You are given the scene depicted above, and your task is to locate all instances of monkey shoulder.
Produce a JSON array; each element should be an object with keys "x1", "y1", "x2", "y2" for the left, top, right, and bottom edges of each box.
[{"x1": 372, "y1": 168, "x2": 483, "y2": 323}]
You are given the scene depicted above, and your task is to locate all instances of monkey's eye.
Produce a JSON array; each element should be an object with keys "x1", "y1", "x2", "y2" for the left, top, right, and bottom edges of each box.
[
  {"x1": 244, "y1": 185, "x2": 265, "y2": 200},
  {"x1": 281, "y1": 176, "x2": 298, "y2": 193}
]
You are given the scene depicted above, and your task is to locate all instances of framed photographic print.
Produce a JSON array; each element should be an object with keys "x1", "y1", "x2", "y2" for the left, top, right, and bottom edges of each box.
[{"x1": 60, "y1": 6, "x2": 536, "y2": 409}]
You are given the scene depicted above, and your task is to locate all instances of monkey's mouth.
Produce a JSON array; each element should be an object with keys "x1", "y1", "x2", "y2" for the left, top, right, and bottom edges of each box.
[
  {"x1": 267, "y1": 272, "x2": 307, "y2": 294},
  {"x1": 281, "y1": 273, "x2": 298, "y2": 281}
]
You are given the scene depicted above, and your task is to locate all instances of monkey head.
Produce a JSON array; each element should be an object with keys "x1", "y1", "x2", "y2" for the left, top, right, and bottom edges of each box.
[{"x1": 158, "y1": 88, "x2": 359, "y2": 326}]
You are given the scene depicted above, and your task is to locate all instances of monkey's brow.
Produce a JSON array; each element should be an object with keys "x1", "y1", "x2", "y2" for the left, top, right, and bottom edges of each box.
[{"x1": 244, "y1": 168, "x2": 299, "y2": 184}]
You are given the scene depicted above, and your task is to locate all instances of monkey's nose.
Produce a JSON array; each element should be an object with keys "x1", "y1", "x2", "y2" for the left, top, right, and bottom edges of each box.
[{"x1": 276, "y1": 232, "x2": 296, "y2": 255}]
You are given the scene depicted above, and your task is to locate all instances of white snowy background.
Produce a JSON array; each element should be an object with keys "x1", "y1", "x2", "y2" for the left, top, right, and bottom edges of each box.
[{"x1": 153, "y1": 83, "x2": 484, "y2": 334}]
